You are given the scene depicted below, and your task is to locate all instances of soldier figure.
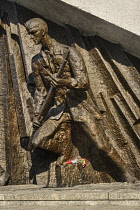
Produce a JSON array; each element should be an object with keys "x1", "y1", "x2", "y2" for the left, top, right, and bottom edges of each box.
[
  {"x1": 26, "y1": 19, "x2": 87, "y2": 136},
  {"x1": 25, "y1": 18, "x2": 124, "y2": 168}
]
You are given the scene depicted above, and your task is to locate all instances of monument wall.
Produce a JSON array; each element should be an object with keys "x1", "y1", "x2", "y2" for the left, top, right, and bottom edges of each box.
[{"x1": 0, "y1": 0, "x2": 140, "y2": 187}]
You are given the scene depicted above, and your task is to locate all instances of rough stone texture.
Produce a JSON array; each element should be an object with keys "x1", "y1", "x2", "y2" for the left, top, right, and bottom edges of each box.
[
  {"x1": 0, "y1": 166, "x2": 9, "y2": 186},
  {"x1": 0, "y1": 2, "x2": 31, "y2": 185},
  {"x1": 0, "y1": 1, "x2": 140, "y2": 187},
  {"x1": 62, "y1": 0, "x2": 140, "y2": 35},
  {"x1": 8, "y1": 0, "x2": 140, "y2": 59},
  {"x1": 0, "y1": 36, "x2": 7, "y2": 172}
]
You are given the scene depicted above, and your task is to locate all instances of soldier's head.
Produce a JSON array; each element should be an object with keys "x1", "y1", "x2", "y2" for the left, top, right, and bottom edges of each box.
[{"x1": 25, "y1": 18, "x2": 48, "y2": 45}]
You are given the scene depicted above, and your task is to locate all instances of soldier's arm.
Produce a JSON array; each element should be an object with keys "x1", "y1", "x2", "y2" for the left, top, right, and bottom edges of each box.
[
  {"x1": 51, "y1": 47, "x2": 89, "y2": 90},
  {"x1": 68, "y1": 47, "x2": 89, "y2": 90}
]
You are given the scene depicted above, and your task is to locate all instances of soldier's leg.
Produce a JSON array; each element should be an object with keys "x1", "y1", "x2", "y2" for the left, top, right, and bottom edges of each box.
[
  {"x1": 71, "y1": 105, "x2": 106, "y2": 150},
  {"x1": 73, "y1": 107, "x2": 136, "y2": 181},
  {"x1": 32, "y1": 118, "x2": 63, "y2": 147},
  {"x1": 32, "y1": 112, "x2": 71, "y2": 148}
]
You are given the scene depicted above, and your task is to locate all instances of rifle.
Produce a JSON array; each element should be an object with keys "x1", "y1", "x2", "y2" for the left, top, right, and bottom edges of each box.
[
  {"x1": 28, "y1": 50, "x2": 70, "y2": 151},
  {"x1": 34, "y1": 50, "x2": 70, "y2": 127}
]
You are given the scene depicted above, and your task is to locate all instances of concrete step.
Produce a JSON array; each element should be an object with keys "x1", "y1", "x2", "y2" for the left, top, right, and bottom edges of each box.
[
  {"x1": 0, "y1": 205, "x2": 140, "y2": 210},
  {"x1": 0, "y1": 182, "x2": 140, "y2": 208}
]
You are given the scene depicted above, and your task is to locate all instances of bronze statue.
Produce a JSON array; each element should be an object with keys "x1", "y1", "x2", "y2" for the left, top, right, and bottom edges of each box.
[
  {"x1": 0, "y1": 1, "x2": 139, "y2": 186},
  {"x1": 25, "y1": 18, "x2": 129, "y2": 170}
]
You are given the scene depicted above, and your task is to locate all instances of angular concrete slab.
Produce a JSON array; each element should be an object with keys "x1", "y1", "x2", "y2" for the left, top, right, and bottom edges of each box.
[
  {"x1": 109, "y1": 189, "x2": 140, "y2": 200},
  {"x1": 8, "y1": 0, "x2": 140, "y2": 58}
]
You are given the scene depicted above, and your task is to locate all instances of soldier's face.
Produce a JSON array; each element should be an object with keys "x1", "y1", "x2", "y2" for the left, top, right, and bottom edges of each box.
[{"x1": 29, "y1": 28, "x2": 43, "y2": 45}]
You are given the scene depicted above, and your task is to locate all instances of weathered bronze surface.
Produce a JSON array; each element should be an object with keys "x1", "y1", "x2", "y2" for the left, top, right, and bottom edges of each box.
[
  {"x1": 0, "y1": 0, "x2": 140, "y2": 187},
  {"x1": 25, "y1": 18, "x2": 103, "y2": 165}
]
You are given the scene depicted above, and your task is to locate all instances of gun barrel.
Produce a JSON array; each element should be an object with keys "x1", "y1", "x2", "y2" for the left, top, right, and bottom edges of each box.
[{"x1": 57, "y1": 50, "x2": 70, "y2": 78}]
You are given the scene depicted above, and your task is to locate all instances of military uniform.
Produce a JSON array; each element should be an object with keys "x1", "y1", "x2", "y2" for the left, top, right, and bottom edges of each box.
[
  {"x1": 31, "y1": 39, "x2": 102, "y2": 148},
  {"x1": 32, "y1": 39, "x2": 88, "y2": 116}
]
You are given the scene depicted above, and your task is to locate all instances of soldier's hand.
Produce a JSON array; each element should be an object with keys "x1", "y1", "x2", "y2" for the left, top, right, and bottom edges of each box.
[
  {"x1": 33, "y1": 115, "x2": 42, "y2": 131},
  {"x1": 50, "y1": 74, "x2": 60, "y2": 87},
  {"x1": 50, "y1": 74, "x2": 77, "y2": 88}
]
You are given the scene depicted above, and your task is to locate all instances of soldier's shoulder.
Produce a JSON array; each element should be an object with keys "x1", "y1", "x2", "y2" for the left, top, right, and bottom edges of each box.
[
  {"x1": 52, "y1": 39, "x2": 81, "y2": 57},
  {"x1": 69, "y1": 46, "x2": 82, "y2": 60},
  {"x1": 69, "y1": 46, "x2": 79, "y2": 54},
  {"x1": 52, "y1": 39, "x2": 69, "y2": 53}
]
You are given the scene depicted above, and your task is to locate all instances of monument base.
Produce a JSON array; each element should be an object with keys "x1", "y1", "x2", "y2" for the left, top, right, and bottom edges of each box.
[{"x1": 0, "y1": 182, "x2": 140, "y2": 209}]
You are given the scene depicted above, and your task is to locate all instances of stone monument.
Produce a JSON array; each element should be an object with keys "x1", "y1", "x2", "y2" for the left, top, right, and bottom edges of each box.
[{"x1": 0, "y1": 0, "x2": 139, "y2": 187}]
